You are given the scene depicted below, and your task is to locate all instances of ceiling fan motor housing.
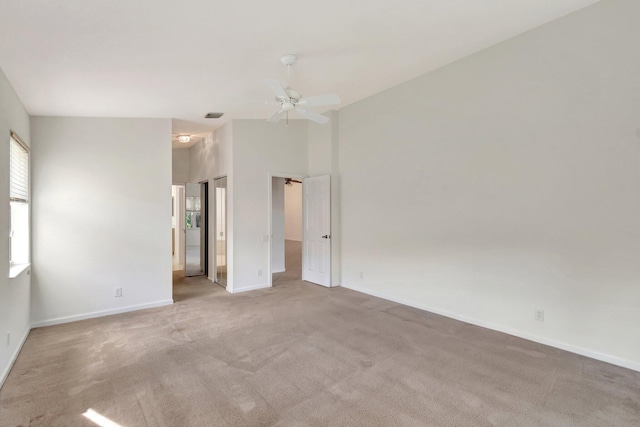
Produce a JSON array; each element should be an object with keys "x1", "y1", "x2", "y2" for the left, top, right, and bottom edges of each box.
[
  {"x1": 280, "y1": 54, "x2": 296, "y2": 66},
  {"x1": 285, "y1": 88, "x2": 301, "y2": 102},
  {"x1": 276, "y1": 88, "x2": 301, "y2": 108}
]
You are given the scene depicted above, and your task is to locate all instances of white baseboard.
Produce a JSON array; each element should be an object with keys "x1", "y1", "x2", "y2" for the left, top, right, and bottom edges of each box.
[
  {"x1": 272, "y1": 269, "x2": 285, "y2": 273},
  {"x1": 228, "y1": 283, "x2": 271, "y2": 294},
  {"x1": 341, "y1": 283, "x2": 640, "y2": 373},
  {"x1": 31, "y1": 299, "x2": 174, "y2": 329},
  {"x1": 0, "y1": 327, "x2": 30, "y2": 390}
]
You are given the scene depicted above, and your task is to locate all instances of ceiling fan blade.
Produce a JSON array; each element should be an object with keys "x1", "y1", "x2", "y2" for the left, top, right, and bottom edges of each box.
[
  {"x1": 297, "y1": 93, "x2": 341, "y2": 107},
  {"x1": 266, "y1": 109, "x2": 286, "y2": 123},
  {"x1": 296, "y1": 108, "x2": 330, "y2": 125},
  {"x1": 264, "y1": 79, "x2": 288, "y2": 99},
  {"x1": 249, "y1": 99, "x2": 280, "y2": 106}
]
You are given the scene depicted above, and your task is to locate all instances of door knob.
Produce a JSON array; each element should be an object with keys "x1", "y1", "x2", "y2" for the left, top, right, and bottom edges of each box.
[{"x1": 322, "y1": 234, "x2": 330, "y2": 239}]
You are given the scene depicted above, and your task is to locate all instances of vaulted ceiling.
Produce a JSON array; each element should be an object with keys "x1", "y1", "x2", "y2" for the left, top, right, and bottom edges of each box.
[{"x1": 0, "y1": 0, "x2": 599, "y2": 133}]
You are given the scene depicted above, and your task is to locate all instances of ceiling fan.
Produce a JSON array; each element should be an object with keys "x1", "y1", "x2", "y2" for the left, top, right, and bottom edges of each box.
[
  {"x1": 284, "y1": 178, "x2": 302, "y2": 186},
  {"x1": 264, "y1": 54, "x2": 341, "y2": 125}
]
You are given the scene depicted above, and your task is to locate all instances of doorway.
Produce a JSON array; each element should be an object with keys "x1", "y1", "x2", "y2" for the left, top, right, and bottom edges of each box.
[
  {"x1": 214, "y1": 176, "x2": 228, "y2": 288},
  {"x1": 271, "y1": 176, "x2": 303, "y2": 286},
  {"x1": 185, "y1": 182, "x2": 208, "y2": 277}
]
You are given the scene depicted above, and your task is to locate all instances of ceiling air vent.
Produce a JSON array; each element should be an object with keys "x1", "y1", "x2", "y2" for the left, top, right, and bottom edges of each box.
[{"x1": 205, "y1": 112, "x2": 224, "y2": 119}]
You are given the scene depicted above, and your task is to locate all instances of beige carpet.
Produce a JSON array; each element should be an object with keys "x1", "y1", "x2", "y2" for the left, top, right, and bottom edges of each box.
[
  {"x1": 272, "y1": 240, "x2": 302, "y2": 286},
  {"x1": 1, "y1": 276, "x2": 639, "y2": 426}
]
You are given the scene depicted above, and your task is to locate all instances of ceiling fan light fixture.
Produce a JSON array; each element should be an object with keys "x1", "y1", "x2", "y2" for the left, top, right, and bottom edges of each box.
[
  {"x1": 262, "y1": 55, "x2": 341, "y2": 125},
  {"x1": 178, "y1": 135, "x2": 191, "y2": 144},
  {"x1": 280, "y1": 54, "x2": 297, "y2": 66}
]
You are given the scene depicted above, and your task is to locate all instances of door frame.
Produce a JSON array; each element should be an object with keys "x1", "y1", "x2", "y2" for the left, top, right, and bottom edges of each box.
[
  {"x1": 199, "y1": 180, "x2": 209, "y2": 278},
  {"x1": 267, "y1": 171, "x2": 306, "y2": 287},
  {"x1": 171, "y1": 183, "x2": 187, "y2": 274},
  {"x1": 213, "y1": 175, "x2": 228, "y2": 288}
]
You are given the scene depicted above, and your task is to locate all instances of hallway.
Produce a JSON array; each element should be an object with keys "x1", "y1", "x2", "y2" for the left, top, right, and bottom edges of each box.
[
  {"x1": 185, "y1": 245, "x2": 202, "y2": 277},
  {"x1": 272, "y1": 239, "x2": 302, "y2": 286}
]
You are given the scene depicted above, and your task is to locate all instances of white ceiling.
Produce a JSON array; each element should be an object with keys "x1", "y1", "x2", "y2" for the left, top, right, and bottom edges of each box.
[{"x1": 0, "y1": 0, "x2": 599, "y2": 135}]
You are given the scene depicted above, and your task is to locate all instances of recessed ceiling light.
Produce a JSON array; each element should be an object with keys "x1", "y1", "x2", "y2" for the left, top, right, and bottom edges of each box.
[
  {"x1": 177, "y1": 135, "x2": 191, "y2": 143},
  {"x1": 205, "y1": 112, "x2": 224, "y2": 119}
]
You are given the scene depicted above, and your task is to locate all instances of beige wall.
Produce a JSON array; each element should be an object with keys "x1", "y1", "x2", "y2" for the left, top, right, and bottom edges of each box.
[
  {"x1": 0, "y1": 68, "x2": 31, "y2": 388},
  {"x1": 172, "y1": 148, "x2": 190, "y2": 184},
  {"x1": 339, "y1": 0, "x2": 640, "y2": 370},
  {"x1": 233, "y1": 120, "x2": 308, "y2": 292},
  {"x1": 186, "y1": 123, "x2": 233, "y2": 284},
  {"x1": 284, "y1": 182, "x2": 302, "y2": 242},
  {"x1": 30, "y1": 117, "x2": 173, "y2": 326}
]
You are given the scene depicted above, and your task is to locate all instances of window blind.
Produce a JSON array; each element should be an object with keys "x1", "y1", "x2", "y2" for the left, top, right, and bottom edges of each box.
[{"x1": 10, "y1": 133, "x2": 29, "y2": 203}]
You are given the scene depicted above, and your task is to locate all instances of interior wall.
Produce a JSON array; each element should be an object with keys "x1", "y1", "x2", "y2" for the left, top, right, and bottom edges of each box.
[
  {"x1": 172, "y1": 147, "x2": 190, "y2": 183},
  {"x1": 30, "y1": 117, "x2": 173, "y2": 326},
  {"x1": 189, "y1": 124, "x2": 233, "y2": 285},
  {"x1": 171, "y1": 185, "x2": 184, "y2": 270},
  {"x1": 190, "y1": 130, "x2": 232, "y2": 184},
  {"x1": 308, "y1": 115, "x2": 333, "y2": 176},
  {"x1": 308, "y1": 111, "x2": 341, "y2": 286},
  {"x1": 284, "y1": 182, "x2": 302, "y2": 242},
  {"x1": 0, "y1": 68, "x2": 31, "y2": 388},
  {"x1": 233, "y1": 120, "x2": 308, "y2": 292},
  {"x1": 339, "y1": 0, "x2": 640, "y2": 370},
  {"x1": 271, "y1": 178, "x2": 285, "y2": 272}
]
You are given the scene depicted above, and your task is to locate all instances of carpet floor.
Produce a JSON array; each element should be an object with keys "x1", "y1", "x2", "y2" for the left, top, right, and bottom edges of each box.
[
  {"x1": 272, "y1": 240, "x2": 302, "y2": 286},
  {"x1": 1, "y1": 275, "x2": 639, "y2": 426}
]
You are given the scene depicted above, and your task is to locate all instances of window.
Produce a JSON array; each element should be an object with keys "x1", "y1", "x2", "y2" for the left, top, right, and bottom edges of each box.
[{"x1": 9, "y1": 132, "x2": 29, "y2": 269}]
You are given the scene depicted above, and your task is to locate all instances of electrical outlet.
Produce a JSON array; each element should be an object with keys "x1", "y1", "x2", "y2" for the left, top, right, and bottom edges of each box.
[
  {"x1": 115, "y1": 288, "x2": 123, "y2": 297},
  {"x1": 534, "y1": 309, "x2": 544, "y2": 322},
  {"x1": 257, "y1": 268, "x2": 263, "y2": 277},
  {"x1": 6, "y1": 332, "x2": 10, "y2": 347},
  {"x1": 359, "y1": 271, "x2": 364, "y2": 279}
]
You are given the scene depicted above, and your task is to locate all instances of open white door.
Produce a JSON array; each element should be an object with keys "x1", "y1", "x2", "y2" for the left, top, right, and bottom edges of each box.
[{"x1": 302, "y1": 175, "x2": 331, "y2": 287}]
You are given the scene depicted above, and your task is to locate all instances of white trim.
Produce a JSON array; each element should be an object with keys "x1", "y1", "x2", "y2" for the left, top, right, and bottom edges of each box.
[
  {"x1": 228, "y1": 283, "x2": 270, "y2": 294},
  {"x1": 30, "y1": 300, "x2": 174, "y2": 328},
  {"x1": 0, "y1": 327, "x2": 30, "y2": 390},
  {"x1": 212, "y1": 176, "x2": 229, "y2": 289},
  {"x1": 341, "y1": 283, "x2": 640, "y2": 373},
  {"x1": 8, "y1": 263, "x2": 30, "y2": 279}
]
